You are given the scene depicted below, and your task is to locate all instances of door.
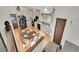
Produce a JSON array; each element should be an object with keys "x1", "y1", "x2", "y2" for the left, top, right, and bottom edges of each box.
[{"x1": 53, "y1": 18, "x2": 66, "y2": 45}]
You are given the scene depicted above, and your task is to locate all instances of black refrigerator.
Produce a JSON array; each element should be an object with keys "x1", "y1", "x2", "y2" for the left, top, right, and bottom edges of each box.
[{"x1": 18, "y1": 15, "x2": 27, "y2": 29}]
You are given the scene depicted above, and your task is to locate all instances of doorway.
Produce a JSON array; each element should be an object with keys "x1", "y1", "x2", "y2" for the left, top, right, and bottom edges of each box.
[{"x1": 53, "y1": 18, "x2": 66, "y2": 45}]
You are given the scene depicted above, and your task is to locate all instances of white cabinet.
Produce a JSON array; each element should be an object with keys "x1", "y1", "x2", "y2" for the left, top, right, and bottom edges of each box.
[
  {"x1": 42, "y1": 23, "x2": 50, "y2": 35},
  {"x1": 26, "y1": 19, "x2": 32, "y2": 26},
  {"x1": 35, "y1": 21, "x2": 51, "y2": 35}
]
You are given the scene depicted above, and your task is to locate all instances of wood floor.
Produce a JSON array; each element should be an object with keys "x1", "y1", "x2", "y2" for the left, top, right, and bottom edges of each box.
[{"x1": 7, "y1": 24, "x2": 51, "y2": 52}]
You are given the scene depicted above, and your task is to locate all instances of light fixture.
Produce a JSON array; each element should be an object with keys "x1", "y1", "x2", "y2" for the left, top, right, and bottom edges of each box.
[{"x1": 44, "y1": 8, "x2": 47, "y2": 12}]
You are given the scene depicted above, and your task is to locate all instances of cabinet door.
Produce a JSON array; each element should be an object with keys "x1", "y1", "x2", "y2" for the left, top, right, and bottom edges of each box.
[{"x1": 42, "y1": 23, "x2": 50, "y2": 35}]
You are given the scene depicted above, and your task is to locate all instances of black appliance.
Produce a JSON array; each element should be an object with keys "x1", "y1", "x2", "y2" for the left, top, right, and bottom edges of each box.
[
  {"x1": 37, "y1": 23, "x2": 41, "y2": 30},
  {"x1": 34, "y1": 16, "x2": 39, "y2": 21},
  {"x1": 18, "y1": 15, "x2": 27, "y2": 29},
  {"x1": 31, "y1": 21, "x2": 34, "y2": 27},
  {"x1": 31, "y1": 16, "x2": 39, "y2": 27}
]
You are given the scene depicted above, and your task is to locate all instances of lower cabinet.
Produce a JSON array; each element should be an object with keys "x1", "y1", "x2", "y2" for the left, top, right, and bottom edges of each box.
[
  {"x1": 41, "y1": 23, "x2": 50, "y2": 35},
  {"x1": 32, "y1": 40, "x2": 45, "y2": 52}
]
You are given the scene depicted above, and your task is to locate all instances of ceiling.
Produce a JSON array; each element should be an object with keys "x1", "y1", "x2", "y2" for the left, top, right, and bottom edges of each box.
[
  {"x1": 23, "y1": 6, "x2": 79, "y2": 14},
  {"x1": 25, "y1": 6, "x2": 79, "y2": 11},
  {"x1": 26, "y1": 6, "x2": 54, "y2": 10},
  {"x1": 25, "y1": 6, "x2": 54, "y2": 13}
]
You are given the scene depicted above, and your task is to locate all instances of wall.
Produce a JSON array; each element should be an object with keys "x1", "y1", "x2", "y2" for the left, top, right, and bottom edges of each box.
[
  {"x1": 0, "y1": 35, "x2": 6, "y2": 52},
  {"x1": 0, "y1": 6, "x2": 16, "y2": 48},
  {"x1": 51, "y1": 6, "x2": 79, "y2": 48}
]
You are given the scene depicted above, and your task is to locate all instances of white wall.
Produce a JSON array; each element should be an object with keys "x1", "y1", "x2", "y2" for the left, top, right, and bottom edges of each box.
[
  {"x1": 0, "y1": 35, "x2": 6, "y2": 52},
  {"x1": 0, "y1": 6, "x2": 16, "y2": 48},
  {"x1": 51, "y1": 6, "x2": 79, "y2": 48}
]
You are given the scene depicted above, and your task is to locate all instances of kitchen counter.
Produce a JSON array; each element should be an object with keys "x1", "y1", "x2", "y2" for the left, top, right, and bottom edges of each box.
[{"x1": 14, "y1": 25, "x2": 51, "y2": 52}]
